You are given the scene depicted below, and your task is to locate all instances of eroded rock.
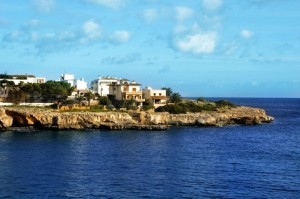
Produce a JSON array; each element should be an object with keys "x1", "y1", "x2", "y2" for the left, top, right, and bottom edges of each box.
[{"x1": 0, "y1": 106, "x2": 274, "y2": 130}]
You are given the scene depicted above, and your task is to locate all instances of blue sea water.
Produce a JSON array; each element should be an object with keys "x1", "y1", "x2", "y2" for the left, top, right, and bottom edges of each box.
[{"x1": 0, "y1": 98, "x2": 299, "y2": 198}]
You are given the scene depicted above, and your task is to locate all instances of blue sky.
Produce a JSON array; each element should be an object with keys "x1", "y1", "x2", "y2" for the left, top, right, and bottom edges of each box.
[{"x1": 0, "y1": 0, "x2": 299, "y2": 97}]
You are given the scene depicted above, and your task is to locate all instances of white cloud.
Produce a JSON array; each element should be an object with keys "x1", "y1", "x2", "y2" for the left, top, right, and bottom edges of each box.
[
  {"x1": 26, "y1": 19, "x2": 41, "y2": 27},
  {"x1": 202, "y1": 0, "x2": 223, "y2": 10},
  {"x1": 31, "y1": 32, "x2": 39, "y2": 41},
  {"x1": 174, "y1": 25, "x2": 188, "y2": 34},
  {"x1": 82, "y1": 20, "x2": 101, "y2": 42},
  {"x1": 2, "y1": 31, "x2": 21, "y2": 42},
  {"x1": 102, "y1": 53, "x2": 141, "y2": 64},
  {"x1": 175, "y1": 6, "x2": 194, "y2": 22},
  {"x1": 34, "y1": 0, "x2": 55, "y2": 12},
  {"x1": 175, "y1": 31, "x2": 217, "y2": 54},
  {"x1": 223, "y1": 41, "x2": 240, "y2": 56},
  {"x1": 85, "y1": 0, "x2": 123, "y2": 9},
  {"x1": 143, "y1": 9, "x2": 157, "y2": 23},
  {"x1": 112, "y1": 30, "x2": 130, "y2": 43},
  {"x1": 203, "y1": 15, "x2": 222, "y2": 29},
  {"x1": 1, "y1": 19, "x2": 102, "y2": 55},
  {"x1": 58, "y1": 31, "x2": 76, "y2": 41},
  {"x1": 240, "y1": 29, "x2": 254, "y2": 39}
]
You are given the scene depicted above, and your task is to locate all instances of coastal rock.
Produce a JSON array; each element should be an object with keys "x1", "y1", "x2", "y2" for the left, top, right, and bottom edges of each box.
[
  {"x1": 0, "y1": 108, "x2": 13, "y2": 128},
  {"x1": 0, "y1": 106, "x2": 274, "y2": 130}
]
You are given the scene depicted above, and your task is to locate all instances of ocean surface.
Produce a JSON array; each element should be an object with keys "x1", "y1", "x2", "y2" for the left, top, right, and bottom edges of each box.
[{"x1": 0, "y1": 98, "x2": 299, "y2": 198}]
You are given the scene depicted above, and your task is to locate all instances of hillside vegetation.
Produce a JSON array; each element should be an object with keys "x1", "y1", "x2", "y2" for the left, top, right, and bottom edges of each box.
[{"x1": 155, "y1": 99, "x2": 237, "y2": 114}]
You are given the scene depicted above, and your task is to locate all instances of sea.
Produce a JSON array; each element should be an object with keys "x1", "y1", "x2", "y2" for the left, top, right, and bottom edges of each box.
[{"x1": 0, "y1": 98, "x2": 299, "y2": 198}]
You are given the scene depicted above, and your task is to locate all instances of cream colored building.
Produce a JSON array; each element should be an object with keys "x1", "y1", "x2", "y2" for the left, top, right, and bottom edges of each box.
[
  {"x1": 109, "y1": 80, "x2": 145, "y2": 105},
  {"x1": 142, "y1": 87, "x2": 167, "y2": 108}
]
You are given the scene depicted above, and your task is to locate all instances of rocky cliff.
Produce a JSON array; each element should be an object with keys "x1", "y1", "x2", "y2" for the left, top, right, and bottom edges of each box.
[{"x1": 0, "y1": 106, "x2": 274, "y2": 130}]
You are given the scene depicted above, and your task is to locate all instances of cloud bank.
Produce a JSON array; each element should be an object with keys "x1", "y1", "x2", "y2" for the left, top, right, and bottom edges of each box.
[
  {"x1": 202, "y1": 0, "x2": 223, "y2": 10},
  {"x1": 240, "y1": 29, "x2": 254, "y2": 39},
  {"x1": 34, "y1": 0, "x2": 55, "y2": 12},
  {"x1": 85, "y1": 0, "x2": 123, "y2": 9},
  {"x1": 175, "y1": 31, "x2": 217, "y2": 54}
]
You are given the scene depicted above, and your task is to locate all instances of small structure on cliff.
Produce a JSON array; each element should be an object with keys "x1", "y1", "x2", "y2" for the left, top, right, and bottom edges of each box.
[{"x1": 142, "y1": 87, "x2": 167, "y2": 108}]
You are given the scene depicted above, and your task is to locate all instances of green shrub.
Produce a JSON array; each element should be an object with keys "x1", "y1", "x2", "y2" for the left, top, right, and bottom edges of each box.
[
  {"x1": 90, "y1": 105, "x2": 104, "y2": 110},
  {"x1": 200, "y1": 104, "x2": 217, "y2": 111},
  {"x1": 155, "y1": 99, "x2": 236, "y2": 114},
  {"x1": 196, "y1": 97, "x2": 207, "y2": 102},
  {"x1": 142, "y1": 105, "x2": 155, "y2": 111},
  {"x1": 98, "y1": 96, "x2": 110, "y2": 106},
  {"x1": 179, "y1": 101, "x2": 203, "y2": 112},
  {"x1": 155, "y1": 104, "x2": 187, "y2": 114},
  {"x1": 215, "y1": 100, "x2": 237, "y2": 108}
]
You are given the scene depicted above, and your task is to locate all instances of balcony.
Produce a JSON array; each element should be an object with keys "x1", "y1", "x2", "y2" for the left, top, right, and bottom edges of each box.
[{"x1": 122, "y1": 91, "x2": 145, "y2": 102}]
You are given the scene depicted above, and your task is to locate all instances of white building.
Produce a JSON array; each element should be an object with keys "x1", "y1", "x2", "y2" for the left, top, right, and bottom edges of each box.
[
  {"x1": 60, "y1": 73, "x2": 87, "y2": 90},
  {"x1": 91, "y1": 76, "x2": 120, "y2": 96},
  {"x1": 0, "y1": 74, "x2": 46, "y2": 102},
  {"x1": 0, "y1": 74, "x2": 45, "y2": 85},
  {"x1": 142, "y1": 87, "x2": 167, "y2": 108}
]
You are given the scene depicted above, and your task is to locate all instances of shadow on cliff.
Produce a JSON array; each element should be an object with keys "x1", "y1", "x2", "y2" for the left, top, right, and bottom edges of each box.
[{"x1": 5, "y1": 110, "x2": 42, "y2": 128}]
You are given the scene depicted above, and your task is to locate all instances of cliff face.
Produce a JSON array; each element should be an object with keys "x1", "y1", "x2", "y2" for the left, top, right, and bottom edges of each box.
[
  {"x1": 0, "y1": 109, "x2": 13, "y2": 128},
  {"x1": 0, "y1": 106, "x2": 274, "y2": 130}
]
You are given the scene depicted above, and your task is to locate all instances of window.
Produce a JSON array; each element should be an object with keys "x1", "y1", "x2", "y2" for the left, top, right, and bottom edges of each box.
[
  {"x1": 153, "y1": 93, "x2": 156, "y2": 96},
  {"x1": 159, "y1": 93, "x2": 162, "y2": 96},
  {"x1": 132, "y1": 88, "x2": 136, "y2": 92}
]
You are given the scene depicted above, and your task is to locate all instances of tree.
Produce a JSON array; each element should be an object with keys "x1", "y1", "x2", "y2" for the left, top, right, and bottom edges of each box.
[
  {"x1": 84, "y1": 91, "x2": 95, "y2": 106},
  {"x1": 169, "y1": 92, "x2": 182, "y2": 105},
  {"x1": 99, "y1": 96, "x2": 111, "y2": 106},
  {"x1": 41, "y1": 81, "x2": 73, "y2": 102},
  {"x1": 21, "y1": 83, "x2": 42, "y2": 102},
  {"x1": 76, "y1": 94, "x2": 85, "y2": 106},
  {"x1": 7, "y1": 87, "x2": 26, "y2": 104},
  {"x1": 0, "y1": 80, "x2": 15, "y2": 102},
  {"x1": 196, "y1": 97, "x2": 207, "y2": 103},
  {"x1": 161, "y1": 87, "x2": 173, "y2": 97}
]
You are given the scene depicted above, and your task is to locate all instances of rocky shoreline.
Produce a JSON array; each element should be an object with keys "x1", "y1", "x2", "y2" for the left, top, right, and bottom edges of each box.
[{"x1": 0, "y1": 106, "x2": 274, "y2": 131}]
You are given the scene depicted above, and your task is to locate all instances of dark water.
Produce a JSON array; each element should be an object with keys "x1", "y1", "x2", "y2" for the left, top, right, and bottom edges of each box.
[{"x1": 0, "y1": 98, "x2": 299, "y2": 198}]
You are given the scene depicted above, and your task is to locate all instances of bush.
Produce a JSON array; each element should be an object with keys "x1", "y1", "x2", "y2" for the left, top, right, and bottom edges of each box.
[
  {"x1": 155, "y1": 99, "x2": 236, "y2": 114},
  {"x1": 61, "y1": 99, "x2": 76, "y2": 105},
  {"x1": 155, "y1": 104, "x2": 187, "y2": 114},
  {"x1": 99, "y1": 96, "x2": 111, "y2": 106},
  {"x1": 196, "y1": 97, "x2": 207, "y2": 102},
  {"x1": 90, "y1": 105, "x2": 104, "y2": 111},
  {"x1": 215, "y1": 100, "x2": 237, "y2": 108},
  {"x1": 142, "y1": 105, "x2": 155, "y2": 111},
  {"x1": 179, "y1": 101, "x2": 202, "y2": 113},
  {"x1": 200, "y1": 103, "x2": 217, "y2": 111},
  {"x1": 112, "y1": 99, "x2": 138, "y2": 111}
]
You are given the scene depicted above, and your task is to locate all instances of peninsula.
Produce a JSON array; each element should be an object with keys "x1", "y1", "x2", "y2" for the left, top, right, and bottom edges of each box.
[
  {"x1": 0, "y1": 73, "x2": 274, "y2": 131},
  {"x1": 0, "y1": 106, "x2": 274, "y2": 131}
]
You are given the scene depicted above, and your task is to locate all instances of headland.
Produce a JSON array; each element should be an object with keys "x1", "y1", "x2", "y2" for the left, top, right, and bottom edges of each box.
[{"x1": 0, "y1": 106, "x2": 274, "y2": 131}]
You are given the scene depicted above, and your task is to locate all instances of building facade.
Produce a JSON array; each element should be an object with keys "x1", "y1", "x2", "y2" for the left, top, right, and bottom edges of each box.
[
  {"x1": 109, "y1": 80, "x2": 145, "y2": 105},
  {"x1": 91, "y1": 76, "x2": 120, "y2": 96},
  {"x1": 0, "y1": 74, "x2": 46, "y2": 102},
  {"x1": 0, "y1": 75, "x2": 45, "y2": 85},
  {"x1": 142, "y1": 87, "x2": 167, "y2": 108},
  {"x1": 60, "y1": 73, "x2": 87, "y2": 90}
]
